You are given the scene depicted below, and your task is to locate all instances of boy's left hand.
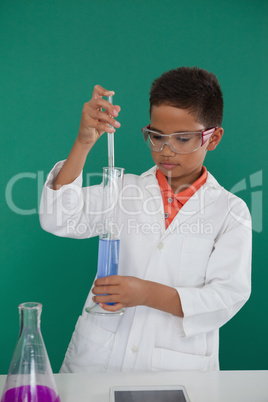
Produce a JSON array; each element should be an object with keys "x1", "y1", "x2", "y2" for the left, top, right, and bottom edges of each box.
[{"x1": 92, "y1": 276, "x2": 146, "y2": 312}]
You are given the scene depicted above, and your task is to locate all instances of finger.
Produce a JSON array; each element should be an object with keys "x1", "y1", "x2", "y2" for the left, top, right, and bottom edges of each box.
[
  {"x1": 93, "y1": 294, "x2": 122, "y2": 304},
  {"x1": 80, "y1": 113, "x2": 115, "y2": 136},
  {"x1": 95, "y1": 121, "x2": 116, "y2": 134},
  {"x1": 90, "y1": 98, "x2": 120, "y2": 117},
  {"x1": 95, "y1": 275, "x2": 122, "y2": 286},
  {"x1": 90, "y1": 108, "x2": 121, "y2": 128},
  {"x1": 92, "y1": 285, "x2": 120, "y2": 295},
  {"x1": 92, "y1": 84, "x2": 115, "y2": 100},
  {"x1": 99, "y1": 302, "x2": 125, "y2": 312},
  {"x1": 83, "y1": 100, "x2": 120, "y2": 129}
]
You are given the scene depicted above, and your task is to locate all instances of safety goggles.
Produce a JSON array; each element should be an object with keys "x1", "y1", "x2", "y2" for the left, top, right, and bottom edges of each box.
[{"x1": 142, "y1": 125, "x2": 218, "y2": 154}]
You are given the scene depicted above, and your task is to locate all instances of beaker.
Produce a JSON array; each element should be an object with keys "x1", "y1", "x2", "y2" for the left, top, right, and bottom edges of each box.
[
  {"x1": 1, "y1": 302, "x2": 60, "y2": 402},
  {"x1": 85, "y1": 167, "x2": 124, "y2": 316}
]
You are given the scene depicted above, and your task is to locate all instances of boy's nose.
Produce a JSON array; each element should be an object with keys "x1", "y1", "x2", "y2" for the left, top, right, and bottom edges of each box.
[{"x1": 160, "y1": 143, "x2": 176, "y2": 156}]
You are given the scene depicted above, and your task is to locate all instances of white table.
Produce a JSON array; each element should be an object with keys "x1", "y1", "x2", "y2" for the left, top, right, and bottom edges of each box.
[{"x1": 1, "y1": 370, "x2": 268, "y2": 402}]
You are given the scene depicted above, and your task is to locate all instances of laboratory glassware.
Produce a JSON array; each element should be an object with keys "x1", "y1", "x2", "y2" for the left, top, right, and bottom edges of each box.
[
  {"x1": 85, "y1": 93, "x2": 125, "y2": 316},
  {"x1": 85, "y1": 166, "x2": 124, "y2": 316},
  {"x1": 107, "y1": 94, "x2": 115, "y2": 169},
  {"x1": 1, "y1": 302, "x2": 60, "y2": 402}
]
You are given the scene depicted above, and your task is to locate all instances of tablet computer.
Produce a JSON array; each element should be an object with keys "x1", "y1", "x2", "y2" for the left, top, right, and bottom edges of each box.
[{"x1": 110, "y1": 385, "x2": 190, "y2": 402}]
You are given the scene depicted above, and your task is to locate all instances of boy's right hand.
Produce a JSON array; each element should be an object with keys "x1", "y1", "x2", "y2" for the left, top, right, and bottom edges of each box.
[{"x1": 77, "y1": 85, "x2": 121, "y2": 147}]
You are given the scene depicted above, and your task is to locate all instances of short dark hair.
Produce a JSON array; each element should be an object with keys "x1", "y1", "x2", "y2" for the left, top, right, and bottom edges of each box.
[{"x1": 149, "y1": 66, "x2": 223, "y2": 127}]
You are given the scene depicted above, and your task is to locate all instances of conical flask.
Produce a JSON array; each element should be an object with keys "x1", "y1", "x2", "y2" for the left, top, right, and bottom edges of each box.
[{"x1": 1, "y1": 302, "x2": 60, "y2": 402}]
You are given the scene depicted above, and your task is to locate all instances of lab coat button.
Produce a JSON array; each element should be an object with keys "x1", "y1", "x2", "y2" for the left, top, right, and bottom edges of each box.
[
  {"x1": 131, "y1": 345, "x2": 138, "y2": 354},
  {"x1": 157, "y1": 242, "x2": 164, "y2": 250}
]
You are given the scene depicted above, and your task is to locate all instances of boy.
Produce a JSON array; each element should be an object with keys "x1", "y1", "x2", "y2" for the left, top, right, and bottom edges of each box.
[{"x1": 39, "y1": 67, "x2": 251, "y2": 372}]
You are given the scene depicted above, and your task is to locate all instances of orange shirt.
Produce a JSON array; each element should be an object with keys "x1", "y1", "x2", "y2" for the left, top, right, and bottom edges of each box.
[{"x1": 156, "y1": 166, "x2": 208, "y2": 229}]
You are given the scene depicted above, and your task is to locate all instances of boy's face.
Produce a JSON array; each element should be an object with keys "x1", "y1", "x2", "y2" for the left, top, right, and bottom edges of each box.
[{"x1": 150, "y1": 104, "x2": 223, "y2": 192}]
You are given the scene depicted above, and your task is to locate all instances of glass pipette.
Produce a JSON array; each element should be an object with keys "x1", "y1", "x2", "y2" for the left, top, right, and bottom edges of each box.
[
  {"x1": 107, "y1": 95, "x2": 115, "y2": 169},
  {"x1": 107, "y1": 94, "x2": 115, "y2": 241}
]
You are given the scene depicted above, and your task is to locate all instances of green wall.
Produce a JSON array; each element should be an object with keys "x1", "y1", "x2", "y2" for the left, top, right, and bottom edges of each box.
[{"x1": 0, "y1": 0, "x2": 267, "y2": 373}]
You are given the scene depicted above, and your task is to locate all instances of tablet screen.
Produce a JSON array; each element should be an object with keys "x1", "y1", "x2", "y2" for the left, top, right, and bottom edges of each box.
[{"x1": 114, "y1": 389, "x2": 188, "y2": 402}]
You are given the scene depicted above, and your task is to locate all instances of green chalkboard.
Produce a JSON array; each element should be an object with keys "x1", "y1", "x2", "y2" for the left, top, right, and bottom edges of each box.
[{"x1": 0, "y1": 0, "x2": 267, "y2": 373}]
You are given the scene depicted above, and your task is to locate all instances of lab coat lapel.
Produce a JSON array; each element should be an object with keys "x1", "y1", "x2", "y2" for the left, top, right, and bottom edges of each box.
[{"x1": 163, "y1": 172, "x2": 223, "y2": 238}]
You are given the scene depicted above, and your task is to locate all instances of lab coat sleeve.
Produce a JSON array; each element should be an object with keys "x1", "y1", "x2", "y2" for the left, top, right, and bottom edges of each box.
[
  {"x1": 176, "y1": 196, "x2": 252, "y2": 338},
  {"x1": 39, "y1": 160, "x2": 103, "y2": 238}
]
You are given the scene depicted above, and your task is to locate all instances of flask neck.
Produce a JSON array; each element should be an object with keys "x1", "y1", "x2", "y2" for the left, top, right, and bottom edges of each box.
[{"x1": 19, "y1": 302, "x2": 42, "y2": 333}]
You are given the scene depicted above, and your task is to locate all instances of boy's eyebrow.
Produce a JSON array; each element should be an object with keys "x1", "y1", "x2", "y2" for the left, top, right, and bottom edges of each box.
[
  {"x1": 149, "y1": 126, "x2": 164, "y2": 133},
  {"x1": 149, "y1": 126, "x2": 200, "y2": 133}
]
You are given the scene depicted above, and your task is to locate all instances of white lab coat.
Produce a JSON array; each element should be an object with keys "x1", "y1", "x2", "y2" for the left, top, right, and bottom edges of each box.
[{"x1": 39, "y1": 161, "x2": 252, "y2": 372}]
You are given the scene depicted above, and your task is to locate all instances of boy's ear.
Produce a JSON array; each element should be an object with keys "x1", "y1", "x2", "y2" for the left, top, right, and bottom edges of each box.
[{"x1": 207, "y1": 127, "x2": 224, "y2": 151}]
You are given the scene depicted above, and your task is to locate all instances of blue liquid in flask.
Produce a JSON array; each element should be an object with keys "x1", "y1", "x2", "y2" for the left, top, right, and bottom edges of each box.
[
  {"x1": 97, "y1": 238, "x2": 120, "y2": 278},
  {"x1": 97, "y1": 238, "x2": 120, "y2": 305}
]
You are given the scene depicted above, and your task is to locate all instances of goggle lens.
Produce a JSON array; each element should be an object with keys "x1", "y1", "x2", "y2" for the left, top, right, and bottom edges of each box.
[{"x1": 143, "y1": 129, "x2": 203, "y2": 154}]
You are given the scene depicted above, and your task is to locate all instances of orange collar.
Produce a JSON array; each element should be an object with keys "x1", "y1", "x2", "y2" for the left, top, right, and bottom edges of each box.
[{"x1": 156, "y1": 166, "x2": 207, "y2": 205}]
